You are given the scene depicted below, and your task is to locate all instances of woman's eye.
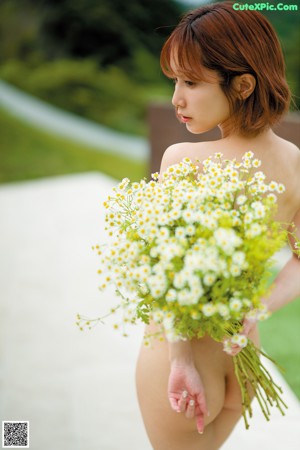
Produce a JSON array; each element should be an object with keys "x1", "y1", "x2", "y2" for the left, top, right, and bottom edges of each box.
[
  {"x1": 172, "y1": 78, "x2": 195, "y2": 86},
  {"x1": 185, "y1": 80, "x2": 195, "y2": 86}
]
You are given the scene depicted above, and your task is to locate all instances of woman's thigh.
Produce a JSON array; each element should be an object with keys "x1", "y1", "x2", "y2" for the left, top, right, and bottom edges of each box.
[{"x1": 136, "y1": 334, "x2": 229, "y2": 450}]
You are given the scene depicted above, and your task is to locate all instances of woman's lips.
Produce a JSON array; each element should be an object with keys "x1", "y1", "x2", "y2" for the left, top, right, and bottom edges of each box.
[{"x1": 177, "y1": 113, "x2": 192, "y2": 123}]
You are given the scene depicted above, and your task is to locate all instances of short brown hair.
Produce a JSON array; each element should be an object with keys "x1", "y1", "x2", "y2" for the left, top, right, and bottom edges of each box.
[{"x1": 160, "y1": 1, "x2": 291, "y2": 136}]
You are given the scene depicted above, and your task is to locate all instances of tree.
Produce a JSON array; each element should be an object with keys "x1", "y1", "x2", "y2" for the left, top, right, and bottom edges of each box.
[{"x1": 34, "y1": 0, "x2": 183, "y2": 65}]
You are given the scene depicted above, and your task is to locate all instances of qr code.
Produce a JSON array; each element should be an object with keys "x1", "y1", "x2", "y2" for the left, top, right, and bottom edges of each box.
[{"x1": 2, "y1": 421, "x2": 29, "y2": 448}]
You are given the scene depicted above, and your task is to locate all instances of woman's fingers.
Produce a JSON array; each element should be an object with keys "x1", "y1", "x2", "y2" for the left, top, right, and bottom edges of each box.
[
  {"x1": 169, "y1": 396, "x2": 179, "y2": 412},
  {"x1": 169, "y1": 390, "x2": 190, "y2": 413},
  {"x1": 185, "y1": 399, "x2": 196, "y2": 419},
  {"x1": 177, "y1": 390, "x2": 189, "y2": 412},
  {"x1": 230, "y1": 344, "x2": 243, "y2": 356},
  {"x1": 196, "y1": 390, "x2": 208, "y2": 417},
  {"x1": 196, "y1": 412, "x2": 205, "y2": 434},
  {"x1": 171, "y1": 389, "x2": 209, "y2": 436},
  {"x1": 223, "y1": 339, "x2": 243, "y2": 356},
  {"x1": 242, "y1": 317, "x2": 256, "y2": 335},
  {"x1": 172, "y1": 392, "x2": 208, "y2": 435}
]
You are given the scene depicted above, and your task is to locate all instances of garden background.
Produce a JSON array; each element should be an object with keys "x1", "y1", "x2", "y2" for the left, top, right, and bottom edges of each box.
[{"x1": 0, "y1": 3, "x2": 299, "y2": 446}]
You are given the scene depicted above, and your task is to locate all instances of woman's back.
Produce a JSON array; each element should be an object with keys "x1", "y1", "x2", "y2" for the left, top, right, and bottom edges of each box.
[{"x1": 162, "y1": 131, "x2": 300, "y2": 224}]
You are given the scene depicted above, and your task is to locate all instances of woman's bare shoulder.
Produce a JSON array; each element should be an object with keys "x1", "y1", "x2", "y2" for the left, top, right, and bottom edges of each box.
[
  {"x1": 161, "y1": 141, "x2": 199, "y2": 163},
  {"x1": 275, "y1": 136, "x2": 300, "y2": 158},
  {"x1": 160, "y1": 141, "x2": 216, "y2": 172},
  {"x1": 272, "y1": 137, "x2": 300, "y2": 221},
  {"x1": 275, "y1": 138, "x2": 300, "y2": 178}
]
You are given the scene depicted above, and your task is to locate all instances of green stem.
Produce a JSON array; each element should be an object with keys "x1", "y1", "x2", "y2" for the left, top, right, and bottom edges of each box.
[
  {"x1": 231, "y1": 339, "x2": 288, "y2": 428},
  {"x1": 233, "y1": 358, "x2": 250, "y2": 429}
]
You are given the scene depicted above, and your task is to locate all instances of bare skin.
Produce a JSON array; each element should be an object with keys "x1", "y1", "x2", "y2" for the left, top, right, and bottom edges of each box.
[
  {"x1": 136, "y1": 326, "x2": 259, "y2": 450},
  {"x1": 136, "y1": 69, "x2": 300, "y2": 449}
]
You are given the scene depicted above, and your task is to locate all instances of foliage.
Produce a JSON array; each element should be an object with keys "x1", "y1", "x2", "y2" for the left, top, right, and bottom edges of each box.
[
  {"x1": 262, "y1": 9, "x2": 300, "y2": 110},
  {"x1": 0, "y1": 58, "x2": 161, "y2": 135},
  {"x1": 0, "y1": 108, "x2": 147, "y2": 183},
  {"x1": 0, "y1": 0, "x2": 179, "y2": 134},
  {"x1": 0, "y1": 0, "x2": 183, "y2": 64},
  {"x1": 0, "y1": 0, "x2": 298, "y2": 135},
  {"x1": 35, "y1": 0, "x2": 182, "y2": 65}
]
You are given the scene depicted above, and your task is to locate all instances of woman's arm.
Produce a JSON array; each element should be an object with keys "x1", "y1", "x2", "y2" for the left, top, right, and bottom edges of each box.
[
  {"x1": 262, "y1": 253, "x2": 300, "y2": 313},
  {"x1": 168, "y1": 339, "x2": 194, "y2": 364},
  {"x1": 159, "y1": 146, "x2": 208, "y2": 432},
  {"x1": 262, "y1": 209, "x2": 300, "y2": 312},
  {"x1": 232, "y1": 208, "x2": 300, "y2": 350}
]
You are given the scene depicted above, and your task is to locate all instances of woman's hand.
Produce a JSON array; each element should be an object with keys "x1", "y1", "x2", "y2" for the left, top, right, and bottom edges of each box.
[
  {"x1": 223, "y1": 316, "x2": 257, "y2": 356},
  {"x1": 168, "y1": 361, "x2": 208, "y2": 433}
]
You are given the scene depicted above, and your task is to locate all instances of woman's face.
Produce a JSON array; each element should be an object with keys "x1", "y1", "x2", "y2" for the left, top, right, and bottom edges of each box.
[{"x1": 171, "y1": 63, "x2": 231, "y2": 135}]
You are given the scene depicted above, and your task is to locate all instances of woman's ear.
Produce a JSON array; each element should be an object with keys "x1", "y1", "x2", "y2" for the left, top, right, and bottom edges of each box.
[{"x1": 232, "y1": 74, "x2": 256, "y2": 100}]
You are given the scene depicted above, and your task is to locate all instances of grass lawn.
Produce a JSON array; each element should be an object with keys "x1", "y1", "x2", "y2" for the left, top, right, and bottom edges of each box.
[
  {"x1": 0, "y1": 107, "x2": 147, "y2": 183},
  {"x1": 259, "y1": 295, "x2": 300, "y2": 400}
]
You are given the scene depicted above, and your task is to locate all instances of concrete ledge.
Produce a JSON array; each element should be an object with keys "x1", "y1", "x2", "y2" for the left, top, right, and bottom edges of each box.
[{"x1": 0, "y1": 80, "x2": 149, "y2": 161}]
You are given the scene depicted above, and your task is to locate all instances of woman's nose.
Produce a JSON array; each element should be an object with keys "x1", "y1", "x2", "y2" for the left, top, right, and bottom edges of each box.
[{"x1": 172, "y1": 86, "x2": 185, "y2": 109}]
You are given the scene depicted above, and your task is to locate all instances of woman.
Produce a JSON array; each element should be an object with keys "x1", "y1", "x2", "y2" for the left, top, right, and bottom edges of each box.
[{"x1": 136, "y1": 2, "x2": 300, "y2": 449}]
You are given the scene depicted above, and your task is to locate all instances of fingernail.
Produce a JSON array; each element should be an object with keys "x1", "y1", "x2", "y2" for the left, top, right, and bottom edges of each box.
[
  {"x1": 189, "y1": 399, "x2": 195, "y2": 406},
  {"x1": 182, "y1": 390, "x2": 188, "y2": 398},
  {"x1": 198, "y1": 430, "x2": 204, "y2": 435}
]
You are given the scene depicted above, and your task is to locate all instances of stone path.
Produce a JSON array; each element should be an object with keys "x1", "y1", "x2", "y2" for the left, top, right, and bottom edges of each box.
[{"x1": 0, "y1": 173, "x2": 299, "y2": 450}]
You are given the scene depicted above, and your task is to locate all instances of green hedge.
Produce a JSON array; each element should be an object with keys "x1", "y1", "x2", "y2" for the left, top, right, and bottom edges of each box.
[{"x1": 0, "y1": 58, "x2": 171, "y2": 136}]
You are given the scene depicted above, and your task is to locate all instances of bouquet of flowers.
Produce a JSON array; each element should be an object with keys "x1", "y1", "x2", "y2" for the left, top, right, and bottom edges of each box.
[{"x1": 78, "y1": 151, "x2": 299, "y2": 428}]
